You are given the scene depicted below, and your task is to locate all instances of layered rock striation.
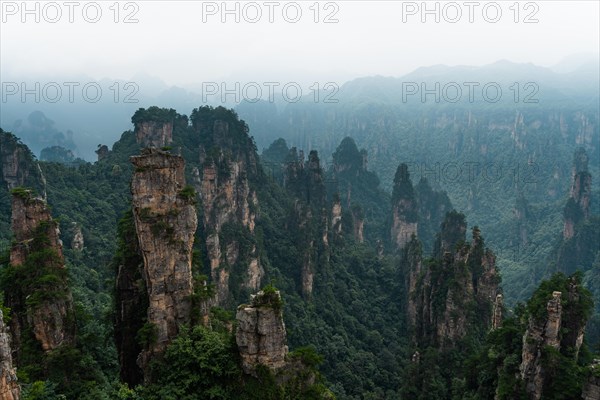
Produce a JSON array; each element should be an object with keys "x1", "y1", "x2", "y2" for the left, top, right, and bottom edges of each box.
[
  {"x1": 406, "y1": 212, "x2": 500, "y2": 348},
  {"x1": 193, "y1": 116, "x2": 263, "y2": 306},
  {"x1": 563, "y1": 148, "x2": 591, "y2": 240},
  {"x1": 0, "y1": 310, "x2": 20, "y2": 400},
  {"x1": 391, "y1": 164, "x2": 418, "y2": 250},
  {"x1": 236, "y1": 289, "x2": 288, "y2": 377},
  {"x1": 6, "y1": 190, "x2": 75, "y2": 357},
  {"x1": 130, "y1": 149, "x2": 198, "y2": 376}
]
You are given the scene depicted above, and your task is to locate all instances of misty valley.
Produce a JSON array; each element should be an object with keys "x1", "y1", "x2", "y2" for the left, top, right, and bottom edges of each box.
[{"x1": 1, "y1": 1, "x2": 599, "y2": 398}]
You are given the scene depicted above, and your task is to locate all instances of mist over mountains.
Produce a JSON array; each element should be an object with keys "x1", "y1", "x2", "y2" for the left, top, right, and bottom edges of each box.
[{"x1": 2, "y1": 56, "x2": 598, "y2": 161}]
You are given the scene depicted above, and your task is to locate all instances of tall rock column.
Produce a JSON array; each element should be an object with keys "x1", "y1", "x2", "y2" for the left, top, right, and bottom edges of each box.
[
  {"x1": 563, "y1": 148, "x2": 591, "y2": 240},
  {"x1": 236, "y1": 289, "x2": 288, "y2": 377},
  {"x1": 406, "y1": 213, "x2": 499, "y2": 349},
  {"x1": 7, "y1": 190, "x2": 75, "y2": 357},
  {"x1": 130, "y1": 149, "x2": 198, "y2": 376},
  {"x1": 520, "y1": 291, "x2": 562, "y2": 400},
  {"x1": 193, "y1": 116, "x2": 263, "y2": 307},
  {"x1": 0, "y1": 310, "x2": 20, "y2": 400},
  {"x1": 391, "y1": 164, "x2": 418, "y2": 250}
]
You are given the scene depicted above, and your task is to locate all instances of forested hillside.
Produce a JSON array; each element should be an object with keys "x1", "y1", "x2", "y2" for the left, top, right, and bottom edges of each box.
[{"x1": 0, "y1": 103, "x2": 598, "y2": 399}]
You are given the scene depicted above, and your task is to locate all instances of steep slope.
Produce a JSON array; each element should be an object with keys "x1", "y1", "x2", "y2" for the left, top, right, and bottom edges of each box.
[
  {"x1": 406, "y1": 211, "x2": 499, "y2": 348},
  {"x1": 129, "y1": 148, "x2": 198, "y2": 380}
]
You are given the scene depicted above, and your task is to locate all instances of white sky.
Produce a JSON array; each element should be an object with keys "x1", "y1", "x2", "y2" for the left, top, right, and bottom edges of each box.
[{"x1": 1, "y1": 0, "x2": 599, "y2": 87}]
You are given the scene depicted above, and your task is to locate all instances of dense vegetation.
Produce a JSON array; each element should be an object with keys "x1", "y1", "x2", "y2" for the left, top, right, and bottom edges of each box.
[{"x1": 0, "y1": 103, "x2": 597, "y2": 398}]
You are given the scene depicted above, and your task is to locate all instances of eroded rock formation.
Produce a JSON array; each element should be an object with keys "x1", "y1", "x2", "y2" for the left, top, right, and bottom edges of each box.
[
  {"x1": 0, "y1": 310, "x2": 20, "y2": 400},
  {"x1": 236, "y1": 290, "x2": 288, "y2": 377},
  {"x1": 0, "y1": 131, "x2": 45, "y2": 197},
  {"x1": 407, "y1": 213, "x2": 499, "y2": 348},
  {"x1": 351, "y1": 205, "x2": 364, "y2": 243},
  {"x1": 520, "y1": 292, "x2": 562, "y2": 400},
  {"x1": 583, "y1": 362, "x2": 600, "y2": 400},
  {"x1": 7, "y1": 190, "x2": 75, "y2": 356},
  {"x1": 391, "y1": 164, "x2": 418, "y2": 250},
  {"x1": 331, "y1": 197, "x2": 342, "y2": 235},
  {"x1": 563, "y1": 148, "x2": 591, "y2": 240},
  {"x1": 95, "y1": 144, "x2": 110, "y2": 161},
  {"x1": 130, "y1": 149, "x2": 197, "y2": 376},
  {"x1": 70, "y1": 222, "x2": 84, "y2": 251},
  {"x1": 194, "y1": 117, "x2": 263, "y2": 306},
  {"x1": 519, "y1": 277, "x2": 589, "y2": 400},
  {"x1": 134, "y1": 121, "x2": 173, "y2": 148},
  {"x1": 283, "y1": 149, "x2": 328, "y2": 299},
  {"x1": 0, "y1": 133, "x2": 34, "y2": 190},
  {"x1": 492, "y1": 294, "x2": 503, "y2": 330}
]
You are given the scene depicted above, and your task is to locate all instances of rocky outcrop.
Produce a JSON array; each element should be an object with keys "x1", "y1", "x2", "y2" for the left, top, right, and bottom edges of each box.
[
  {"x1": 95, "y1": 144, "x2": 109, "y2": 161},
  {"x1": 0, "y1": 310, "x2": 20, "y2": 400},
  {"x1": 520, "y1": 292, "x2": 562, "y2": 400},
  {"x1": 134, "y1": 121, "x2": 173, "y2": 148},
  {"x1": 292, "y1": 202, "x2": 317, "y2": 299},
  {"x1": 513, "y1": 192, "x2": 529, "y2": 247},
  {"x1": 130, "y1": 149, "x2": 197, "y2": 376},
  {"x1": 0, "y1": 131, "x2": 45, "y2": 197},
  {"x1": 583, "y1": 361, "x2": 600, "y2": 400},
  {"x1": 415, "y1": 178, "x2": 453, "y2": 253},
  {"x1": 492, "y1": 294, "x2": 503, "y2": 330},
  {"x1": 70, "y1": 222, "x2": 84, "y2": 251},
  {"x1": 7, "y1": 190, "x2": 75, "y2": 356},
  {"x1": 331, "y1": 197, "x2": 342, "y2": 235},
  {"x1": 194, "y1": 118, "x2": 263, "y2": 306},
  {"x1": 284, "y1": 149, "x2": 326, "y2": 207},
  {"x1": 519, "y1": 276, "x2": 589, "y2": 400},
  {"x1": 391, "y1": 164, "x2": 418, "y2": 250},
  {"x1": 0, "y1": 133, "x2": 33, "y2": 190},
  {"x1": 407, "y1": 213, "x2": 499, "y2": 348},
  {"x1": 114, "y1": 211, "x2": 147, "y2": 387},
  {"x1": 236, "y1": 289, "x2": 288, "y2": 377},
  {"x1": 351, "y1": 205, "x2": 365, "y2": 243},
  {"x1": 563, "y1": 148, "x2": 591, "y2": 240},
  {"x1": 283, "y1": 149, "x2": 328, "y2": 299}
]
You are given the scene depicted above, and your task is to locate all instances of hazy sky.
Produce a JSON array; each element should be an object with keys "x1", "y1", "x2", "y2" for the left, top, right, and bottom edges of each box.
[{"x1": 1, "y1": 0, "x2": 599, "y2": 88}]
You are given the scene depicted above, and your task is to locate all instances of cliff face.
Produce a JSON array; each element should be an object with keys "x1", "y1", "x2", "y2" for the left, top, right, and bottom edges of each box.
[
  {"x1": 556, "y1": 148, "x2": 598, "y2": 275},
  {"x1": 351, "y1": 205, "x2": 365, "y2": 243},
  {"x1": 7, "y1": 191, "x2": 75, "y2": 357},
  {"x1": 284, "y1": 149, "x2": 328, "y2": 298},
  {"x1": 331, "y1": 198, "x2": 342, "y2": 235},
  {"x1": 130, "y1": 149, "x2": 198, "y2": 376},
  {"x1": 114, "y1": 211, "x2": 147, "y2": 387},
  {"x1": 520, "y1": 291, "x2": 562, "y2": 400},
  {"x1": 194, "y1": 118, "x2": 263, "y2": 307},
  {"x1": 391, "y1": 164, "x2": 418, "y2": 250},
  {"x1": 520, "y1": 277, "x2": 589, "y2": 400},
  {"x1": 513, "y1": 193, "x2": 529, "y2": 247},
  {"x1": 236, "y1": 289, "x2": 288, "y2": 377},
  {"x1": 0, "y1": 131, "x2": 46, "y2": 197},
  {"x1": 406, "y1": 213, "x2": 499, "y2": 348},
  {"x1": 563, "y1": 148, "x2": 591, "y2": 240},
  {"x1": 415, "y1": 178, "x2": 453, "y2": 253},
  {"x1": 134, "y1": 121, "x2": 173, "y2": 148},
  {"x1": 0, "y1": 133, "x2": 34, "y2": 190},
  {"x1": 583, "y1": 362, "x2": 600, "y2": 400},
  {"x1": 0, "y1": 310, "x2": 20, "y2": 400},
  {"x1": 492, "y1": 294, "x2": 503, "y2": 330},
  {"x1": 70, "y1": 222, "x2": 84, "y2": 251}
]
